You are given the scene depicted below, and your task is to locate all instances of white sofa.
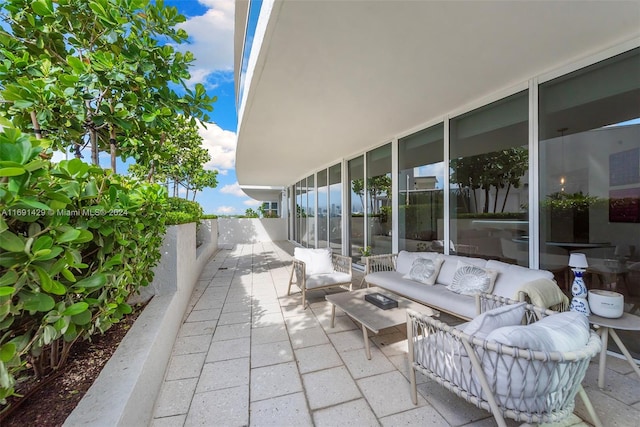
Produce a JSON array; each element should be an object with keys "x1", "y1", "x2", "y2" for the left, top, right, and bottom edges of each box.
[{"x1": 364, "y1": 251, "x2": 564, "y2": 319}]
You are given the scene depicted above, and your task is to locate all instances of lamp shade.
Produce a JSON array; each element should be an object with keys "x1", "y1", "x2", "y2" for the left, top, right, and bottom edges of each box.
[{"x1": 569, "y1": 253, "x2": 588, "y2": 268}]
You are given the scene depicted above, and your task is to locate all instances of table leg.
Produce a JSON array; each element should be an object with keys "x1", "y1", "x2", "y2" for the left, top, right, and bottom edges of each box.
[
  {"x1": 608, "y1": 328, "x2": 640, "y2": 381},
  {"x1": 362, "y1": 324, "x2": 371, "y2": 360},
  {"x1": 598, "y1": 327, "x2": 609, "y2": 389},
  {"x1": 330, "y1": 304, "x2": 336, "y2": 328}
]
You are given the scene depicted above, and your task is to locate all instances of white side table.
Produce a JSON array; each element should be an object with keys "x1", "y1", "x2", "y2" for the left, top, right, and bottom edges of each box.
[{"x1": 588, "y1": 312, "x2": 640, "y2": 389}]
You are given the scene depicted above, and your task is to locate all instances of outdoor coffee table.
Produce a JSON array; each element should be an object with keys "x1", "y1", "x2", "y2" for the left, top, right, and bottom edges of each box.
[{"x1": 326, "y1": 287, "x2": 439, "y2": 359}]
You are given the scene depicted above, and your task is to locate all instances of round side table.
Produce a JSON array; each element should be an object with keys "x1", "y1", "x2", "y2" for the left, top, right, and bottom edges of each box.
[{"x1": 588, "y1": 312, "x2": 640, "y2": 389}]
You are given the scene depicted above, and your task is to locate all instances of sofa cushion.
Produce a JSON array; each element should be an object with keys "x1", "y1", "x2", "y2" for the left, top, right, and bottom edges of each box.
[
  {"x1": 447, "y1": 261, "x2": 499, "y2": 296},
  {"x1": 294, "y1": 247, "x2": 333, "y2": 275},
  {"x1": 486, "y1": 260, "x2": 555, "y2": 298},
  {"x1": 485, "y1": 311, "x2": 590, "y2": 352},
  {"x1": 396, "y1": 250, "x2": 439, "y2": 275},
  {"x1": 305, "y1": 272, "x2": 352, "y2": 289},
  {"x1": 365, "y1": 272, "x2": 477, "y2": 319},
  {"x1": 403, "y1": 257, "x2": 444, "y2": 285},
  {"x1": 462, "y1": 302, "x2": 526, "y2": 339},
  {"x1": 437, "y1": 255, "x2": 488, "y2": 287}
]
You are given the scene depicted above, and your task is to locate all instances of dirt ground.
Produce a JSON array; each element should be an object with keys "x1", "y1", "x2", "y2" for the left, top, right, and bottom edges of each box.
[{"x1": 0, "y1": 308, "x2": 142, "y2": 427}]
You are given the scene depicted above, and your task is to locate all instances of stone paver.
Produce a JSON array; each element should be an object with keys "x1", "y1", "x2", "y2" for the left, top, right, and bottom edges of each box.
[{"x1": 151, "y1": 242, "x2": 640, "y2": 427}]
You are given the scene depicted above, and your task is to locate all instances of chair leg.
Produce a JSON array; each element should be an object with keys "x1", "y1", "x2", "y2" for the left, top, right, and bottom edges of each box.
[
  {"x1": 287, "y1": 265, "x2": 294, "y2": 296},
  {"x1": 302, "y1": 286, "x2": 307, "y2": 309},
  {"x1": 578, "y1": 385, "x2": 602, "y2": 427}
]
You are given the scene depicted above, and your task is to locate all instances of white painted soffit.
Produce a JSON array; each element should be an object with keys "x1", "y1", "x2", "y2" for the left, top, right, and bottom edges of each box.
[
  {"x1": 235, "y1": 0, "x2": 640, "y2": 188},
  {"x1": 240, "y1": 185, "x2": 283, "y2": 202},
  {"x1": 233, "y1": 0, "x2": 249, "y2": 98}
]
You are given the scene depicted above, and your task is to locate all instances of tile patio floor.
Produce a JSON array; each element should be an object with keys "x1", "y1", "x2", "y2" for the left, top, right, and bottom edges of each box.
[{"x1": 151, "y1": 242, "x2": 640, "y2": 427}]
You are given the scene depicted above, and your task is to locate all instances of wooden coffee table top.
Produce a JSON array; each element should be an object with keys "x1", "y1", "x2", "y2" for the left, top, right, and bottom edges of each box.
[{"x1": 325, "y1": 287, "x2": 438, "y2": 334}]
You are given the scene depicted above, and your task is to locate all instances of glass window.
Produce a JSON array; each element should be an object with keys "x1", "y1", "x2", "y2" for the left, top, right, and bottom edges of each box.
[
  {"x1": 539, "y1": 49, "x2": 640, "y2": 361},
  {"x1": 329, "y1": 163, "x2": 342, "y2": 253},
  {"x1": 296, "y1": 179, "x2": 307, "y2": 246},
  {"x1": 317, "y1": 169, "x2": 328, "y2": 247},
  {"x1": 366, "y1": 144, "x2": 392, "y2": 255},
  {"x1": 348, "y1": 156, "x2": 365, "y2": 260},
  {"x1": 307, "y1": 175, "x2": 315, "y2": 248},
  {"x1": 398, "y1": 124, "x2": 444, "y2": 252},
  {"x1": 450, "y1": 91, "x2": 529, "y2": 262}
]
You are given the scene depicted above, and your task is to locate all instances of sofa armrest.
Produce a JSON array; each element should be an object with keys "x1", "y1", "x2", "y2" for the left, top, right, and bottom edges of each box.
[
  {"x1": 364, "y1": 253, "x2": 397, "y2": 274},
  {"x1": 332, "y1": 254, "x2": 352, "y2": 275}
]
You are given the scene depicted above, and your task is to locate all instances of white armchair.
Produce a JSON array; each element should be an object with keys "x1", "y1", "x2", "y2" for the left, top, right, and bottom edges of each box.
[{"x1": 287, "y1": 248, "x2": 353, "y2": 308}]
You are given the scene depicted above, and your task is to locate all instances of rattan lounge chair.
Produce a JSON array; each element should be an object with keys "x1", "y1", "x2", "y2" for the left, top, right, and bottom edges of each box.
[{"x1": 407, "y1": 294, "x2": 602, "y2": 427}]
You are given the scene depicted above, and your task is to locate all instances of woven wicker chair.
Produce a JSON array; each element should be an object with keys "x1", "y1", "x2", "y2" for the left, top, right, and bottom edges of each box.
[
  {"x1": 287, "y1": 248, "x2": 352, "y2": 309},
  {"x1": 407, "y1": 294, "x2": 603, "y2": 427}
]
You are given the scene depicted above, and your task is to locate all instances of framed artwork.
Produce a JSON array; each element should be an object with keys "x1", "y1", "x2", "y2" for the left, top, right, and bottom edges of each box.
[{"x1": 609, "y1": 187, "x2": 640, "y2": 223}]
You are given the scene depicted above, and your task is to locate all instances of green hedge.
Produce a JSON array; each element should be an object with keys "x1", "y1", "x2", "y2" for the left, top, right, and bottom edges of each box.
[
  {"x1": 165, "y1": 197, "x2": 203, "y2": 225},
  {"x1": 0, "y1": 128, "x2": 167, "y2": 404}
]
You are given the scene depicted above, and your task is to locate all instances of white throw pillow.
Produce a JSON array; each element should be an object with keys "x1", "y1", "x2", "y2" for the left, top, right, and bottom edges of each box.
[
  {"x1": 396, "y1": 250, "x2": 439, "y2": 275},
  {"x1": 294, "y1": 248, "x2": 334, "y2": 275},
  {"x1": 447, "y1": 261, "x2": 499, "y2": 295},
  {"x1": 403, "y1": 257, "x2": 444, "y2": 285},
  {"x1": 463, "y1": 302, "x2": 526, "y2": 339}
]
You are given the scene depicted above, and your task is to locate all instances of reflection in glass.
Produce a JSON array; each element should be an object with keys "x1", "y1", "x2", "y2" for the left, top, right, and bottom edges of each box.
[
  {"x1": 539, "y1": 47, "x2": 640, "y2": 363},
  {"x1": 307, "y1": 174, "x2": 315, "y2": 248},
  {"x1": 398, "y1": 124, "x2": 444, "y2": 252},
  {"x1": 450, "y1": 91, "x2": 529, "y2": 263},
  {"x1": 348, "y1": 156, "x2": 365, "y2": 260},
  {"x1": 366, "y1": 144, "x2": 392, "y2": 255},
  {"x1": 317, "y1": 169, "x2": 328, "y2": 248},
  {"x1": 329, "y1": 164, "x2": 342, "y2": 252}
]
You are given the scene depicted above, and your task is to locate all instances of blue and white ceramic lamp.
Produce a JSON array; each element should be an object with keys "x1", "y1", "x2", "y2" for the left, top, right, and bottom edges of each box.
[{"x1": 569, "y1": 253, "x2": 590, "y2": 315}]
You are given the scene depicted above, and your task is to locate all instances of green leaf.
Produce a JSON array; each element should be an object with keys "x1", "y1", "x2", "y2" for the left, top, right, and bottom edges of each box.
[
  {"x1": 118, "y1": 303, "x2": 132, "y2": 315},
  {"x1": 43, "y1": 325, "x2": 57, "y2": 344},
  {"x1": 0, "y1": 167, "x2": 25, "y2": 177},
  {"x1": 33, "y1": 236, "x2": 53, "y2": 252},
  {"x1": 73, "y1": 274, "x2": 107, "y2": 290},
  {"x1": 0, "y1": 343, "x2": 16, "y2": 363},
  {"x1": 71, "y1": 309, "x2": 92, "y2": 325},
  {"x1": 61, "y1": 268, "x2": 76, "y2": 282},
  {"x1": 0, "y1": 287, "x2": 15, "y2": 297},
  {"x1": 0, "y1": 270, "x2": 18, "y2": 286},
  {"x1": 67, "y1": 56, "x2": 86, "y2": 73},
  {"x1": 62, "y1": 302, "x2": 89, "y2": 316},
  {"x1": 22, "y1": 292, "x2": 55, "y2": 312},
  {"x1": 0, "y1": 231, "x2": 24, "y2": 252},
  {"x1": 33, "y1": 265, "x2": 66, "y2": 295},
  {"x1": 57, "y1": 229, "x2": 81, "y2": 243},
  {"x1": 32, "y1": 0, "x2": 54, "y2": 16}
]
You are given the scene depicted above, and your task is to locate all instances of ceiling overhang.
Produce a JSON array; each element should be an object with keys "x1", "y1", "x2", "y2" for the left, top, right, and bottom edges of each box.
[{"x1": 235, "y1": 0, "x2": 640, "y2": 190}]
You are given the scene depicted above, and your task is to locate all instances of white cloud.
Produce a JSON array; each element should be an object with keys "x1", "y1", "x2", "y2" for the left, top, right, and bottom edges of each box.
[
  {"x1": 243, "y1": 199, "x2": 261, "y2": 207},
  {"x1": 219, "y1": 182, "x2": 245, "y2": 197},
  {"x1": 198, "y1": 122, "x2": 237, "y2": 172},
  {"x1": 216, "y1": 205, "x2": 236, "y2": 214},
  {"x1": 177, "y1": 0, "x2": 234, "y2": 83}
]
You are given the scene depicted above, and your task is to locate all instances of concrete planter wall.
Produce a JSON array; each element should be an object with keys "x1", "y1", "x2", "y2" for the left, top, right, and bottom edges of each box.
[
  {"x1": 64, "y1": 219, "x2": 218, "y2": 427},
  {"x1": 218, "y1": 217, "x2": 287, "y2": 245}
]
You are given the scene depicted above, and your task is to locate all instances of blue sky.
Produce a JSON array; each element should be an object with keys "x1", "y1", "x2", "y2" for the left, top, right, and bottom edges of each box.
[{"x1": 149, "y1": 0, "x2": 258, "y2": 215}]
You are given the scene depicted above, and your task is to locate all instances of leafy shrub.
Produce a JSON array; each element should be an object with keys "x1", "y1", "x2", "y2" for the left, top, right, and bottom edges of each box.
[
  {"x1": 0, "y1": 128, "x2": 167, "y2": 404},
  {"x1": 201, "y1": 214, "x2": 218, "y2": 219},
  {"x1": 165, "y1": 197, "x2": 203, "y2": 225}
]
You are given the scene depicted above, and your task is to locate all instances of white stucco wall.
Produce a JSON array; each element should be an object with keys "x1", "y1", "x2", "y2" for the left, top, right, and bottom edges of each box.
[{"x1": 218, "y1": 218, "x2": 287, "y2": 245}]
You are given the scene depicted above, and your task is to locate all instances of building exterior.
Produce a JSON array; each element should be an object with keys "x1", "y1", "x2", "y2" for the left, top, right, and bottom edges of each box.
[{"x1": 234, "y1": 0, "x2": 639, "y2": 311}]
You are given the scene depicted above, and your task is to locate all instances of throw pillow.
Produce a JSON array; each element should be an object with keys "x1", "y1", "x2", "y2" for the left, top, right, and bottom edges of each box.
[
  {"x1": 485, "y1": 311, "x2": 590, "y2": 352},
  {"x1": 403, "y1": 257, "x2": 444, "y2": 285},
  {"x1": 294, "y1": 248, "x2": 334, "y2": 275},
  {"x1": 447, "y1": 261, "x2": 498, "y2": 295},
  {"x1": 462, "y1": 302, "x2": 526, "y2": 339}
]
